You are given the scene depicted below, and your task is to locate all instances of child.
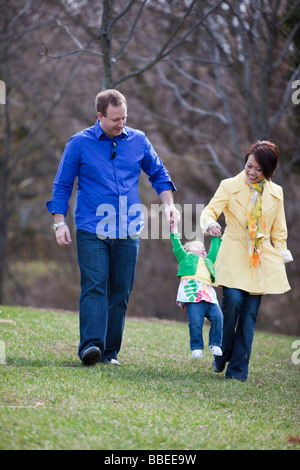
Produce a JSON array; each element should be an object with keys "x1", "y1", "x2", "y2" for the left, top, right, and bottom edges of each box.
[{"x1": 170, "y1": 220, "x2": 223, "y2": 359}]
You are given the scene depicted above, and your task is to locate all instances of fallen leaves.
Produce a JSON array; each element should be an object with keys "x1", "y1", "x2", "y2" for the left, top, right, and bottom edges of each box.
[{"x1": 286, "y1": 434, "x2": 300, "y2": 444}]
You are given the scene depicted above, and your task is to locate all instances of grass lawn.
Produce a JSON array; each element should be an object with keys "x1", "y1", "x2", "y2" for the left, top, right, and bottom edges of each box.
[{"x1": 0, "y1": 305, "x2": 299, "y2": 450}]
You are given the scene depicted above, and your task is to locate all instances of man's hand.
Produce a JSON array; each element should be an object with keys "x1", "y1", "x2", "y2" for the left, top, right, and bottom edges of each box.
[
  {"x1": 159, "y1": 189, "x2": 181, "y2": 227},
  {"x1": 53, "y1": 214, "x2": 72, "y2": 246},
  {"x1": 55, "y1": 225, "x2": 72, "y2": 246},
  {"x1": 164, "y1": 203, "x2": 180, "y2": 225}
]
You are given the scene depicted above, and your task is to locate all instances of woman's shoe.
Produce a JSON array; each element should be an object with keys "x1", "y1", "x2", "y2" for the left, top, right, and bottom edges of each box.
[{"x1": 212, "y1": 359, "x2": 225, "y2": 373}]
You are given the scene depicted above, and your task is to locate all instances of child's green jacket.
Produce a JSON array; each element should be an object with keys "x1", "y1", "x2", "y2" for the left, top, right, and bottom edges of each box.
[{"x1": 170, "y1": 233, "x2": 222, "y2": 284}]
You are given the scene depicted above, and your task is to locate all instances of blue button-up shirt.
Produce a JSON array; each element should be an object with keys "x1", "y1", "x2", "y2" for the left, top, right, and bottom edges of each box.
[{"x1": 46, "y1": 120, "x2": 176, "y2": 238}]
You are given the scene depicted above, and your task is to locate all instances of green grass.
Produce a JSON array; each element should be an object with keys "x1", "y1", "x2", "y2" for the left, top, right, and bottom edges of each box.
[{"x1": 0, "y1": 305, "x2": 299, "y2": 450}]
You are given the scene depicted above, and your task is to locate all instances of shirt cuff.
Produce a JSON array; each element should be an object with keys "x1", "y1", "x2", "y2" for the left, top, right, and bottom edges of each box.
[
  {"x1": 154, "y1": 181, "x2": 177, "y2": 195},
  {"x1": 170, "y1": 232, "x2": 181, "y2": 239},
  {"x1": 46, "y1": 200, "x2": 69, "y2": 217},
  {"x1": 280, "y1": 250, "x2": 293, "y2": 263}
]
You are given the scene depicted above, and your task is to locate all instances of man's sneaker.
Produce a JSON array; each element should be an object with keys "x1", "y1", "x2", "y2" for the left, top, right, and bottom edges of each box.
[
  {"x1": 103, "y1": 358, "x2": 121, "y2": 366},
  {"x1": 212, "y1": 359, "x2": 226, "y2": 373},
  {"x1": 209, "y1": 345, "x2": 222, "y2": 356},
  {"x1": 81, "y1": 346, "x2": 101, "y2": 365},
  {"x1": 192, "y1": 349, "x2": 203, "y2": 358}
]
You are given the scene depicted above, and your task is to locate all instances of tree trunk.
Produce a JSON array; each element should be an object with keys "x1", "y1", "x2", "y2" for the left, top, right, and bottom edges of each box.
[{"x1": 99, "y1": 0, "x2": 113, "y2": 90}]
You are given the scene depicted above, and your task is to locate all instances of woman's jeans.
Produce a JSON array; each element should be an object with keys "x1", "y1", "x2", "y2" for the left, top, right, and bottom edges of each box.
[
  {"x1": 216, "y1": 287, "x2": 262, "y2": 381},
  {"x1": 76, "y1": 229, "x2": 140, "y2": 361},
  {"x1": 185, "y1": 301, "x2": 223, "y2": 351}
]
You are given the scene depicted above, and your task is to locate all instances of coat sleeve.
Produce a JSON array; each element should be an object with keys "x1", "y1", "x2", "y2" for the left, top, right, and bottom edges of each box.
[
  {"x1": 270, "y1": 190, "x2": 293, "y2": 263},
  {"x1": 200, "y1": 180, "x2": 230, "y2": 233}
]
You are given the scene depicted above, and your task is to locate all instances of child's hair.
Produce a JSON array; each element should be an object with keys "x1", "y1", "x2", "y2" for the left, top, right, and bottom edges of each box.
[{"x1": 183, "y1": 240, "x2": 201, "y2": 253}]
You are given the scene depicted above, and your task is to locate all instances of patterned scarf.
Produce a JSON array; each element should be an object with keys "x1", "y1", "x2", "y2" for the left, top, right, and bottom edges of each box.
[{"x1": 245, "y1": 177, "x2": 267, "y2": 272}]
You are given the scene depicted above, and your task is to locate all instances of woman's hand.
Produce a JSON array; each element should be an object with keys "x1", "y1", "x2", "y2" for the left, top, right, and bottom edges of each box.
[{"x1": 207, "y1": 222, "x2": 222, "y2": 237}]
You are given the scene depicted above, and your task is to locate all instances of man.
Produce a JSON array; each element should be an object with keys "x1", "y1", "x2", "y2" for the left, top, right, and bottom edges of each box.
[{"x1": 46, "y1": 89, "x2": 179, "y2": 366}]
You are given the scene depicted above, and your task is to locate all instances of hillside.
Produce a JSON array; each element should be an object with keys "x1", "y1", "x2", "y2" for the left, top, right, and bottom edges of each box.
[{"x1": 0, "y1": 305, "x2": 299, "y2": 450}]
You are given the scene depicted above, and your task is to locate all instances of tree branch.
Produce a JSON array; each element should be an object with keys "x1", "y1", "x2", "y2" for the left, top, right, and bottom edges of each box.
[
  {"x1": 42, "y1": 20, "x2": 103, "y2": 59},
  {"x1": 112, "y1": 0, "x2": 225, "y2": 87},
  {"x1": 156, "y1": 65, "x2": 229, "y2": 125},
  {"x1": 112, "y1": 0, "x2": 147, "y2": 60}
]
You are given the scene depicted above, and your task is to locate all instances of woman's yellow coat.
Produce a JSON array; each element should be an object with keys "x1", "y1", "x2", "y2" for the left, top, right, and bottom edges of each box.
[{"x1": 200, "y1": 171, "x2": 292, "y2": 294}]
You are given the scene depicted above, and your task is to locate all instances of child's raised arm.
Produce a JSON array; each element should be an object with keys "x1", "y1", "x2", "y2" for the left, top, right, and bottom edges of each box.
[
  {"x1": 170, "y1": 230, "x2": 187, "y2": 263},
  {"x1": 170, "y1": 218, "x2": 178, "y2": 234}
]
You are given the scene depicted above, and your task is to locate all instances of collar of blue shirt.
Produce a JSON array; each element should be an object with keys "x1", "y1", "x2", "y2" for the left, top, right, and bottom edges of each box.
[{"x1": 94, "y1": 120, "x2": 129, "y2": 141}]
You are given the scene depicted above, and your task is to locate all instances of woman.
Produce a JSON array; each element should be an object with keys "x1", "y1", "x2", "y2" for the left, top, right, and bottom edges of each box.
[{"x1": 200, "y1": 141, "x2": 293, "y2": 381}]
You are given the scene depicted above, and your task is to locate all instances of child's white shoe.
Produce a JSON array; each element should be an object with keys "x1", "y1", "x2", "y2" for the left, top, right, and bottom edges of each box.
[
  {"x1": 209, "y1": 345, "x2": 222, "y2": 356},
  {"x1": 192, "y1": 349, "x2": 203, "y2": 358}
]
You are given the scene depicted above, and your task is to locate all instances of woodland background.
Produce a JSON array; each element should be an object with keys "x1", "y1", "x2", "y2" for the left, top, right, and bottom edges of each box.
[{"x1": 1, "y1": 0, "x2": 299, "y2": 335}]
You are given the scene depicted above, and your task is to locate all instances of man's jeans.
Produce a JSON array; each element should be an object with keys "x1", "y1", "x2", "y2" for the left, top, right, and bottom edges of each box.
[
  {"x1": 185, "y1": 301, "x2": 223, "y2": 351},
  {"x1": 216, "y1": 287, "x2": 262, "y2": 381},
  {"x1": 76, "y1": 230, "x2": 140, "y2": 361}
]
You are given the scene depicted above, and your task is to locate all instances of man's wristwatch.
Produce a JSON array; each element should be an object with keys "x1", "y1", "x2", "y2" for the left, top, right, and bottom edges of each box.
[{"x1": 53, "y1": 221, "x2": 67, "y2": 231}]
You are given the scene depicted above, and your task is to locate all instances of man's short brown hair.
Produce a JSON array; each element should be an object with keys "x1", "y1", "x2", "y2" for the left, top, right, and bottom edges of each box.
[{"x1": 95, "y1": 89, "x2": 127, "y2": 116}]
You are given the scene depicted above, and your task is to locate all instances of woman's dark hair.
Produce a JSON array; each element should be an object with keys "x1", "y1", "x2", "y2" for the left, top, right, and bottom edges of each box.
[
  {"x1": 95, "y1": 89, "x2": 127, "y2": 116},
  {"x1": 244, "y1": 140, "x2": 279, "y2": 180}
]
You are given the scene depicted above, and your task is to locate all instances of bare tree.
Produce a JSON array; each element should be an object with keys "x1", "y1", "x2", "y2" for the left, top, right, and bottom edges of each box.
[
  {"x1": 156, "y1": 0, "x2": 300, "y2": 175},
  {"x1": 47, "y1": 0, "x2": 226, "y2": 89},
  {"x1": 0, "y1": 1, "x2": 81, "y2": 302},
  {"x1": 1, "y1": 1, "x2": 299, "y2": 332},
  {"x1": 0, "y1": 0, "x2": 226, "y2": 303}
]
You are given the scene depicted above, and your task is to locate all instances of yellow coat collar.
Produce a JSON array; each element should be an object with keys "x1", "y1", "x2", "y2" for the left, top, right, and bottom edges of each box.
[{"x1": 231, "y1": 170, "x2": 282, "y2": 211}]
